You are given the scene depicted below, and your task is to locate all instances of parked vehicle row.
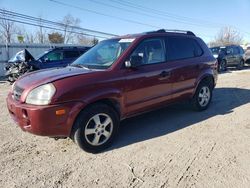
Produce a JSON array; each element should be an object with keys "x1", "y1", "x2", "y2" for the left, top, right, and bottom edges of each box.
[
  {"x1": 210, "y1": 45, "x2": 245, "y2": 72},
  {"x1": 6, "y1": 29, "x2": 218, "y2": 153},
  {"x1": 5, "y1": 46, "x2": 91, "y2": 83}
]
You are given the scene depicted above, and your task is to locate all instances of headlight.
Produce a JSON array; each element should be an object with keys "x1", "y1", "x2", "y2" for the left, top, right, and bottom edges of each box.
[{"x1": 26, "y1": 83, "x2": 56, "y2": 105}]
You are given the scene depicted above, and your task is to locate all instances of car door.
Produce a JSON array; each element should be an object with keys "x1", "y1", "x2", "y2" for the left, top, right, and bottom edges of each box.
[
  {"x1": 40, "y1": 50, "x2": 64, "y2": 69},
  {"x1": 225, "y1": 47, "x2": 234, "y2": 65},
  {"x1": 233, "y1": 47, "x2": 241, "y2": 64},
  {"x1": 123, "y1": 38, "x2": 173, "y2": 115},
  {"x1": 165, "y1": 36, "x2": 203, "y2": 100}
]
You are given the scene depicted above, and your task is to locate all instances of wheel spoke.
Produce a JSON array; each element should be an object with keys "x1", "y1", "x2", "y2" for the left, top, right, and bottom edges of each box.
[
  {"x1": 199, "y1": 93, "x2": 203, "y2": 98},
  {"x1": 103, "y1": 117, "x2": 112, "y2": 127},
  {"x1": 102, "y1": 130, "x2": 111, "y2": 138},
  {"x1": 199, "y1": 98, "x2": 205, "y2": 105},
  {"x1": 85, "y1": 128, "x2": 96, "y2": 135},
  {"x1": 93, "y1": 114, "x2": 101, "y2": 125},
  {"x1": 92, "y1": 134, "x2": 101, "y2": 145}
]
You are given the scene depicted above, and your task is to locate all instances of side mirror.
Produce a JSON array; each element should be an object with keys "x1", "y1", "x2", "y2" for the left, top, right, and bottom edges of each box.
[{"x1": 125, "y1": 55, "x2": 142, "y2": 68}]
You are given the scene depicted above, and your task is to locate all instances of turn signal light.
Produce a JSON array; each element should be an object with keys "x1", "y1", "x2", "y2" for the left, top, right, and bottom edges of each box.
[{"x1": 56, "y1": 109, "x2": 66, "y2": 115}]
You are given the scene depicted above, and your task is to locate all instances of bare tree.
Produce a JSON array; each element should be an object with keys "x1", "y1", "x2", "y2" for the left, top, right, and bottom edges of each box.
[
  {"x1": 61, "y1": 14, "x2": 80, "y2": 44},
  {"x1": 92, "y1": 37, "x2": 99, "y2": 45},
  {"x1": 76, "y1": 34, "x2": 93, "y2": 45},
  {"x1": 25, "y1": 32, "x2": 36, "y2": 43},
  {"x1": 0, "y1": 9, "x2": 17, "y2": 43},
  {"x1": 209, "y1": 27, "x2": 243, "y2": 47}
]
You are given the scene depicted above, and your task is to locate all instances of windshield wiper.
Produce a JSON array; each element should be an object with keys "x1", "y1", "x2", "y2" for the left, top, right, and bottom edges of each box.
[{"x1": 70, "y1": 64, "x2": 89, "y2": 69}]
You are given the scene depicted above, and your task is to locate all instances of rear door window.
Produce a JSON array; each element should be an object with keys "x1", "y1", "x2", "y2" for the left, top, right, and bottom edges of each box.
[
  {"x1": 226, "y1": 47, "x2": 233, "y2": 55},
  {"x1": 64, "y1": 50, "x2": 80, "y2": 59},
  {"x1": 166, "y1": 37, "x2": 203, "y2": 61},
  {"x1": 233, "y1": 47, "x2": 239, "y2": 55}
]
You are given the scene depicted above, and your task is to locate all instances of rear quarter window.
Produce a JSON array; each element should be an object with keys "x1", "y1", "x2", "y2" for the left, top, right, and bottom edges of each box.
[
  {"x1": 64, "y1": 50, "x2": 80, "y2": 59},
  {"x1": 166, "y1": 37, "x2": 203, "y2": 61}
]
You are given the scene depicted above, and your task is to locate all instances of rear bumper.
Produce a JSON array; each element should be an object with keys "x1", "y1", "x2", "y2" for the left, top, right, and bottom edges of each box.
[{"x1": 6, "y1": 93, "x2": 85, "y2": 137}]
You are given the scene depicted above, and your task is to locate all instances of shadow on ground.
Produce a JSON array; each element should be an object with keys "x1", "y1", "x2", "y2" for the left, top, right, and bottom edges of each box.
[
  {"x1": 108, "y1": 87, "x2": 250, "y2": 151},
  {"x1": 219, "y1": 65, "x2": 250, "y2": 74}
]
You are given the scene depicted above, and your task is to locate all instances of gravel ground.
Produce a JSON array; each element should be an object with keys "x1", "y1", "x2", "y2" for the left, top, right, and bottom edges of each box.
[{"x1": 0, "y1": 68, "x2": 250, "y2": 188}]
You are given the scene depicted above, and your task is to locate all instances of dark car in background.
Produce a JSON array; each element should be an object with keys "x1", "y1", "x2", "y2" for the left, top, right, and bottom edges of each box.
[
  {"x1": 5, "y1": 46, "x2": 91, "y2": 82},
  {"x1": 210, "y1": 45, "x2": 245, "y2": 72},
  {"x1": 29, "y1": 46, "x2": 91, "y2": 70}
]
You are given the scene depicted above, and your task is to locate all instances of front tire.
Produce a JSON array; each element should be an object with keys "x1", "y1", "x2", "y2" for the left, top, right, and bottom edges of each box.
[
  {"x1": 218, "y1": 60, "x2": 227, "y2": 72},
  {"x1": 71, "y1": 103, "x2": 119, "y2": 153},
  {"x1": 191, "y1": 81, "x2": 213, "y2": 111}
]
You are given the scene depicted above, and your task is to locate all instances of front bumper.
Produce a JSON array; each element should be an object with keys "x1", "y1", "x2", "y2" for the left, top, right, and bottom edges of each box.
[{"x1": 6, "y1": 93, "x2": 85, "y2": 137}]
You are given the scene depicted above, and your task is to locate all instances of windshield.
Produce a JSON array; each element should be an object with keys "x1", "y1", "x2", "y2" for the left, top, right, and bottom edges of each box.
[
  {"x1": 72, "y1": 38, "x2": 134, "y2": 69},
  {"x1": 210, "y1": 47, "x2": 220, "y2": 54}
]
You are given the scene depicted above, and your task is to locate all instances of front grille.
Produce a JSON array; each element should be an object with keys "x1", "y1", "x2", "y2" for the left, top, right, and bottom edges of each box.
[{"x1": 13, "y1": 85, "x2": 24, "y2": 101}]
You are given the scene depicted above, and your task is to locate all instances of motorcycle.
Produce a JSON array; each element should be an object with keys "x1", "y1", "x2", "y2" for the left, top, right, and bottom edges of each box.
[{"x1": 5, "y1": 49, "x2": 34, "y2": 83}]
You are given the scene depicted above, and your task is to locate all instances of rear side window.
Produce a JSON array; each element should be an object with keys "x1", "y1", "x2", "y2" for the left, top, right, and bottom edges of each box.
[
  {"x1": 79, "y1": 50, "x2": 87, "y2": 55},
  {"x1": 64, "y1": 50, "x2": 80, "y2": 59},
  {"x1": 166, "y1": 37, "x2": 203, "y2": 61}
]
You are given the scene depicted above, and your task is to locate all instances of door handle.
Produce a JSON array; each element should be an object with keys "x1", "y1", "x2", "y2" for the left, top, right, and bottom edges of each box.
[{"x1": 159, "y1": 71, "x2": 170, "y2": 78}]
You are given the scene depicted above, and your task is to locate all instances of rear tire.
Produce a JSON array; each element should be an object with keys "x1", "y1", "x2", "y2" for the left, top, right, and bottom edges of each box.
[
  {"x1": 237, "y1": 60, "x2": 244, "y2": 70},
  {"x1": 191, "y1": 80, "x2": 213, "y2": 111},
  {"x1": 71, "y1": 103, "x2": 119, "y2": 153}
]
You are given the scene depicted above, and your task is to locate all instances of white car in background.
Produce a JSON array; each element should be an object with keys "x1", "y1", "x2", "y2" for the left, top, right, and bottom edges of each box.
[{"x1": 245, "y1": 46, "x2": 250, "y2": 64}]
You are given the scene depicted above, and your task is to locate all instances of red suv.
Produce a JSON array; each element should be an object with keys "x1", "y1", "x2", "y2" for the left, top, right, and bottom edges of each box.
[{"x1": 7, "y1": 29, "x2": 218, "y2": 153}]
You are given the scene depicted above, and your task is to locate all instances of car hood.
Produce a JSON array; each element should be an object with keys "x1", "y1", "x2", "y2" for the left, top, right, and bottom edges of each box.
[{"x1": 16, "y1": 66, "x2": 96, "y2": 90}]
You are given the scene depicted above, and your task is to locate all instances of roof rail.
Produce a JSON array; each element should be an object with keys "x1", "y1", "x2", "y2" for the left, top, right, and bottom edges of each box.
[{"x1": 152, "y1": 29, "x2": 196, "y2": 36}]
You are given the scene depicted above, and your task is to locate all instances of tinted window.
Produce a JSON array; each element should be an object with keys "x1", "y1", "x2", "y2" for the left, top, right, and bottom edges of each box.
[
  {"x1": 79, "y1": 50, "x2": 88, "y2": 55},
  {"x1": 226, "y1": 47, "x2": 233, "y2": 54},
  {"x1": 166, "y1": 37, "x2": 203, "y2": 61},
  {"x1": 64, "y1": 50, "x2": 80, "y2": 59},
  {"x1": 131, "y1": 39, "x2": 165, "y2": 65},
  {"x1": 233, "y1": 47, "x2": 239, "y2": 54}
]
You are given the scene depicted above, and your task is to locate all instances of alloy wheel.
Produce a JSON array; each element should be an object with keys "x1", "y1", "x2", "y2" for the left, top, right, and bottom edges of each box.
[{"x1": 84, "y1": 113, "x2": 113, "y2": 146}]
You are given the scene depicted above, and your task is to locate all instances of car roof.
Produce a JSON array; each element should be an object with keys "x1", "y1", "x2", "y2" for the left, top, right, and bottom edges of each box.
[
  {"x1": 52, "y1": 46, "x2": 91, "y2": 50},
  {"x1": 112, "y1": 29, "x2": 197, "y2": 40}
]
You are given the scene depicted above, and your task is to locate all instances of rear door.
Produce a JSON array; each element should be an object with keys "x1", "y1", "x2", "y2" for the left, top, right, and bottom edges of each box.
[
  {"x1": 165, "y1": 36, "x2": 204, "y2": 100},
  {"x1": 225, "y1": 46, "x2": 234, "y2": 65}
]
